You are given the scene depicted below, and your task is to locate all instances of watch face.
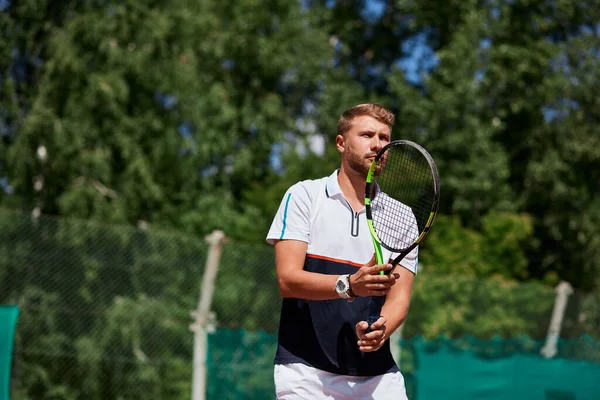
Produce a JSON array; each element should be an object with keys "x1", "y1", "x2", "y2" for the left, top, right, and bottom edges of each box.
[{"x1": 336, "y1": 279, "x2": 345, "y2": 291}]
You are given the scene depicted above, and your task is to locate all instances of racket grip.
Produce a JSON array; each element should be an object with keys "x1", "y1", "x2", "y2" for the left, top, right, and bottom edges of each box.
[{"x1": 365, "y1": 296, "x2": 385, "y2": 333}]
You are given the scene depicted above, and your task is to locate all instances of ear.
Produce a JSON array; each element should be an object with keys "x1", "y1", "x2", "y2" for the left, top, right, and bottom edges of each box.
[{"x1": 335, "y1": 134, "x2": 345, "y2": 153}]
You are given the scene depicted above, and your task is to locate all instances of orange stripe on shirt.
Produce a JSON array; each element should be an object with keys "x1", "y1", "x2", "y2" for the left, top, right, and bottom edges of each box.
[{"x1": 306, "y1": 253, "x2": 364, "y2": 268}]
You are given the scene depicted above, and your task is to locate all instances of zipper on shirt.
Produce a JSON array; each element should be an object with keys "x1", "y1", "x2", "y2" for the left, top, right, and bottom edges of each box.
[
  {"x1": 350, "y1": 211, "x2": 359, "y2": 237},
  {"x1": 340, "y1": 197, "x2": 362, "y2": 237}
]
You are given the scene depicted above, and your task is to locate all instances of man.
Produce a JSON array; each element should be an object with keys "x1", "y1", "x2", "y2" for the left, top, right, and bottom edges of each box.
[{"x1": 266, "y1": 103, "x2": 417, "y2": 399}]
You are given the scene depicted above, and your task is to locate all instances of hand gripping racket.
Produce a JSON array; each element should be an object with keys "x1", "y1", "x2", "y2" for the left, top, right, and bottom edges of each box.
[{"x1": 364, "y1": 140, "x2": 440, "y2": 330}]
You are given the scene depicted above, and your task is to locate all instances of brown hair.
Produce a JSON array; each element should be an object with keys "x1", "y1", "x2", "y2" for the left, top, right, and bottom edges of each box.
[{"x1": 337, "y1": 103, "x2": 395, "y2": 136}]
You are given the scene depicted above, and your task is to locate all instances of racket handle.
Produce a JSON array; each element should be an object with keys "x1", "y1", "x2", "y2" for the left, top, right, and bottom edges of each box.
[{"x1": 365, "y1": 296, "x2": 385, "y2": 333}]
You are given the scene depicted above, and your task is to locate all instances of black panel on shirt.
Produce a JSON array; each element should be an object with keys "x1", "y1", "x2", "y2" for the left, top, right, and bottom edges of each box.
[{"x1": 274, "y1": 256, "x2": 397, "y2": 376}]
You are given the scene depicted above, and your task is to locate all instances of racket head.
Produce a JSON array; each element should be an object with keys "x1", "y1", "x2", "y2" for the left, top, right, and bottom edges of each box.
[
  {"x1": 364, "y1": 140, "x2": 440, "y2": 332},
  {"x1": 365, "y1": 140, "x2": 440, "y2": 255}
]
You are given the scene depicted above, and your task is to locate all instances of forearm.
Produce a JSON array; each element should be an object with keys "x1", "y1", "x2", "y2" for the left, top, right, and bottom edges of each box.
[
  {"x1": 278, "y1": 270, "x2": 340, "y2": 300},
  {"x1": 380, "y1": 296, "x2": 410, "y2": 335},
  {"x1": 379, "y1": 267, "x2": 414, "y2": 335},
  {"x1": 274, "y1": 239, "x2": 343, "y2": 301}
]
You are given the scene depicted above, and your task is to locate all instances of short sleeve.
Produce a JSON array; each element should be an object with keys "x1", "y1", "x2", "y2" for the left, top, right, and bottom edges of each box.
[
  {"x1": 390, "y1": 246, "x2": 419, "y2": 274},
  {"x1": 266, "y1": 183, "x2": 311, "y2": 245}
]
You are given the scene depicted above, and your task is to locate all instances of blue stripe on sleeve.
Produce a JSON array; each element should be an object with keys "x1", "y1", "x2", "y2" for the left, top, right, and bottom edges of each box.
[{"x1": 279, "y1": 193, "x2": 292, "y2": 239}]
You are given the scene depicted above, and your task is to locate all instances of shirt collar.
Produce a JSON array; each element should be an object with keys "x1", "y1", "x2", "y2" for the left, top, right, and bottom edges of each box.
[
  {"x1": 325, "y1": 169, "x2": 380, "y2": 198},
  {"x1": 325, "y1": 169, "x2": 343, "y2": 198}
]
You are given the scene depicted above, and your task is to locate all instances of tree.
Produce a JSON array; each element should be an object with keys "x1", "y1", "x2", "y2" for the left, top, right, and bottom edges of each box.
[
  {"x1": 1, "y1": 0, "x2": 334, "y2": 239},
  {"x1": 521, "y1": 31, "x2": 600, "y2": 288},
  {"x1": 309, "y1": 0, "x2": 600, "y2": 288}
]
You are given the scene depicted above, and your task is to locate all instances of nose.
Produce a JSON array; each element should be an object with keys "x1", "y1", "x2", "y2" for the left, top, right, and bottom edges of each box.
[{"x1": 371, "y1": 136, "x2": 383, "y2": 153}]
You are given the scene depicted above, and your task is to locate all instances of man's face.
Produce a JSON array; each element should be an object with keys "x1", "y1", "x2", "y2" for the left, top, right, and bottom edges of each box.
[{"x1": 338, "y1": 115, "x2": 391, "y2": 177}]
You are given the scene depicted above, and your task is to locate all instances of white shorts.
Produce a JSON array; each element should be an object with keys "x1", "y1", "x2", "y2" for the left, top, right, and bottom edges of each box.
[{"x1": 274, "y1": 363, "x2": 408, "y2": 400}]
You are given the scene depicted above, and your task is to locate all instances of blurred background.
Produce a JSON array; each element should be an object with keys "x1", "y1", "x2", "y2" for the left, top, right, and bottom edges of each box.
[{"x1": 0, "y1": 0, "x2": 599, "y2": 399}]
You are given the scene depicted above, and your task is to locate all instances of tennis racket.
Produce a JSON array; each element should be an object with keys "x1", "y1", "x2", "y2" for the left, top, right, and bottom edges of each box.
[{"x1": 364, "y1": 140, "x2": 440, "y2": 330}]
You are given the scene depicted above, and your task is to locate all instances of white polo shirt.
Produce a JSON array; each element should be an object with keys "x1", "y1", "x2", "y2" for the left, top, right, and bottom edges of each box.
[
  {"x1": 266, "y1": 169, "x2": 418, "y2": 377},
  {"x1": 267, "y1": 169, "x2": 418, "y2": 273}
]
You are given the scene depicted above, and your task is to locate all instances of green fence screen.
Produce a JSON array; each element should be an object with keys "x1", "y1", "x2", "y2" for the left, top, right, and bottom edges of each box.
[
  {"x1": 0, "y1": 306, "x2": 19, "y2": 400},
  {"x1": 207, "y1": 329, "x2": 600, "y2": 400},
  {"x1": 411, "y1": 335, "x2": 600, "y2": 400}
]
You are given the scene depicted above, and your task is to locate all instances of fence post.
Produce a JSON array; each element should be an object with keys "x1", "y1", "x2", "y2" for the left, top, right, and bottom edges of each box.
[
  {"x1": 190, "y1": 230, "x2": 226, "y2": 400},
  {"x1": 540, "y1": 281, "x2": 573, "y2": 359}
]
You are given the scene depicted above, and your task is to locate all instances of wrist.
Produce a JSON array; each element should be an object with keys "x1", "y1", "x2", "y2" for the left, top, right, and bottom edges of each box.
[{"x1": 348, "y1": 274, "x2": 356, "y2": 298}]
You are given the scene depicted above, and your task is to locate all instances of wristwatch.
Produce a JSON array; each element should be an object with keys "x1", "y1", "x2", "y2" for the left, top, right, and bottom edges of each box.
[{"x1": 335, "y1": 274, "x2": 356, "y2": 302}]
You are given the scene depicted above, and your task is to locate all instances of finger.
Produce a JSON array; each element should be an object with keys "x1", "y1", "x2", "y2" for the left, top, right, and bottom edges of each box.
[
  {"x1": 367, "y1": 274, "x2": 398, "y2": 283},
  {"x1": 364, "y1": 254, "x2": 377, "y2": 267},
  {"x1": 358, "y1": 338, "x2": 381, "y2": 347},
  {"x1": 370, "y1": 263, "x2": 393, "y2": 274},
  {"x1": 355, "y1": 321, "x2": 369, "y2": 337},
  {"x1": 363, "y1": 324, "x2": 387, "y2": 340},
  {"x1": 364, "y1": 330, "x2": 386, "y2": 341},
  {"x1": 357, "y1": 338, "x2": 376, "y2": 345},
  {"x1": 359, "y1": 343, "x2": 383, "y2": 352},
  {"x1": 369, "y1": 316, "x2": 387, "y2": 331}
]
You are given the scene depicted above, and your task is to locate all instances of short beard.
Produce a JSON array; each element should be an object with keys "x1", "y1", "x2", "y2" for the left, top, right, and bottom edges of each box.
[{"x1": 346, "y1": 150, "x2": 371, "y2": 177}]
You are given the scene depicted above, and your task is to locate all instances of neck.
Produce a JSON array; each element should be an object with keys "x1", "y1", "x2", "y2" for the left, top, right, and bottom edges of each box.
[{"x1": 337, "y1": 164, "x2": 366, "y2": 212}]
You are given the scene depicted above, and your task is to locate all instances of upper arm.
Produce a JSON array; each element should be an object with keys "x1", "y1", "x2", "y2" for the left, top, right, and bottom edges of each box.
[
  {"x1": 274, "y1": 240, "x2": 308, "y2": 275},
  {"x1": 273, "y1": 239, "x2": 308, "y2": 293}
]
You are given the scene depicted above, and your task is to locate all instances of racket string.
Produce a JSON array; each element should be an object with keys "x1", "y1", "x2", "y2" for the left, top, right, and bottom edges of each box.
[{"x1": 370, "y1": 144, "x2": 436, "y2": 251}]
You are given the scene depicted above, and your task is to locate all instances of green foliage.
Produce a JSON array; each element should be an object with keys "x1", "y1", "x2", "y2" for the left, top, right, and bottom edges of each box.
[
  {"x1": 213, "y1": 242, "x2": 280, "y2": 332},
  {"x1": 2, "y1": 0, "x2": 600, "y2": 396},
  {"x1": 419, "y1": 212, "x2": 534, "y2": 280},
  {"x1": 389, "y1": 8, "x2": 516, "y2": 222},
  {"x1": 481, "y1": 212, "x2": 534, "y2": 280},
  {"x1": 407, "y1": 273, "x2": 555, "y2": 340},
  {"x1": 0, "y1": 210, "x2": 205, "y2": 399},
  {"x1": 75, "y1": 295, "x2": 192, "y2": 399},
  {"x1": 2, "y1": 0, "x2": 598, "y2": 290},
  {"x1": 419, "y1": 214, "x2": 488, "y2": 275},
  {"x1": 1, "y1": 0, "x2": 333, "y2": 238},
  {"x1": 522, "y1": 30, "x2": 600, "y2": 288}
]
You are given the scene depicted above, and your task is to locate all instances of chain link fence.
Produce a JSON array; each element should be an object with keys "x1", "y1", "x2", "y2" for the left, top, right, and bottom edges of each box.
[
  {"x1": 1, "y1": 209, "x2": 210, "y2": 399},
  {"x1": 1, "y1": 209, "x2": 598, "y2": 399}
]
